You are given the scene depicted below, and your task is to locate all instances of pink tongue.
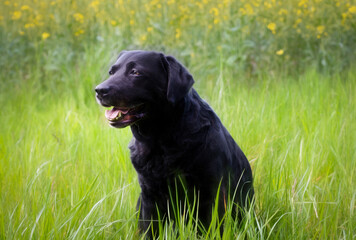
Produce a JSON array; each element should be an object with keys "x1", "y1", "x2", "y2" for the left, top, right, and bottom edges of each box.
[
  {"x1": 105, "y1": 108, "x2": 121, "y2": 120},
  {"x1": 105, "y1": 108, "x2": 129, "y2": 120}
]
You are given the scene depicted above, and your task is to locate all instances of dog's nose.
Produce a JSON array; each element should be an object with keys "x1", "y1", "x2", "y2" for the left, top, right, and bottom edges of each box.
[{"x1": 95, "y1": 85, "x2": 111, "y2": 96}]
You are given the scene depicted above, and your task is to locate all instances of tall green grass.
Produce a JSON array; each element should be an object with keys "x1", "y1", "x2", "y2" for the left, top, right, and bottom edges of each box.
[{"x1": 0, "y1": 45, "x2": 355, "y2": 239}]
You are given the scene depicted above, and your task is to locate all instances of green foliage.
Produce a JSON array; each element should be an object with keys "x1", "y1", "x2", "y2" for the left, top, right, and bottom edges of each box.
[{"x1": 1, "y1": 0, "x2": 356, "y2": 75}]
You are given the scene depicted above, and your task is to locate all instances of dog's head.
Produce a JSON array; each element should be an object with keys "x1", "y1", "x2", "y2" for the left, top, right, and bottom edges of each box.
[{"x1": 95, "y1": 50, "x2": 194, "y2": 128}]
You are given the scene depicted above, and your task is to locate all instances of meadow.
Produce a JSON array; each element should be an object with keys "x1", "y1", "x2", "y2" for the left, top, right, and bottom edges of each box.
[{"x1": 1, "y1": 0, "x2": 356, "y2": 239}]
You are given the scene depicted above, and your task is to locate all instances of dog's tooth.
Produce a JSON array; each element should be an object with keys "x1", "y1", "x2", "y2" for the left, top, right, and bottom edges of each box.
[{"x1": 113, "y1": 112, "x2": 121, "y2": 120}]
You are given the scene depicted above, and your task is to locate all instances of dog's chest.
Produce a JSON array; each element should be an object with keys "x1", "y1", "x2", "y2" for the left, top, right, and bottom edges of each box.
[
  {"x1": 128, "y1": 137, "x2": 185, "y2": 176},
  {"x1": 129, "y1": 138, "x2": 165, "y2": 174}
]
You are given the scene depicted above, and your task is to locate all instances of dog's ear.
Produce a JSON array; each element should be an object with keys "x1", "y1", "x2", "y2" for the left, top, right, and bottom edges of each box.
[
  {"x1": 161, "y1": 55, "x2": 194, "y2": 104},
  {"x1": 116, "y1": 50, "x2": 127, "y2": 60}
]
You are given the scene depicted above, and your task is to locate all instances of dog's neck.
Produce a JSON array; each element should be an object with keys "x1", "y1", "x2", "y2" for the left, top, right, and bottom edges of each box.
[
  {"x1": 130, "y1": 89, "x2": 211, "y2": 145},
  {"x1": 130, "y1": 105, "x2": 184, "y2": 142},
  {"x1": 130, "y1": 93, "x2": 193, "y2": 143}
]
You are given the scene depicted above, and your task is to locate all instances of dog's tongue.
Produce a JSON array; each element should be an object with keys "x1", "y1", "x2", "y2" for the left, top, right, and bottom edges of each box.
[{"x1": 105, "y1": 107, "x2": 129, "y2": 120}]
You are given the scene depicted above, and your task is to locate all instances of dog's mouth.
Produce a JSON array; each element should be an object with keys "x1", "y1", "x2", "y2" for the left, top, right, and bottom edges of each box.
[{"x1": 105, "y1": 105, "x2": 145, "y2": 128}]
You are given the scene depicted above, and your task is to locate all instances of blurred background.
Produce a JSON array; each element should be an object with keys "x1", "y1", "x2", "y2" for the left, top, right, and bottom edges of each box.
[
  {"x1": 2, "y1": 0, "x2": 356, "y2": 78},
  {"x1": 0, "y1": 0, "x2": 355, "y2": 239}
]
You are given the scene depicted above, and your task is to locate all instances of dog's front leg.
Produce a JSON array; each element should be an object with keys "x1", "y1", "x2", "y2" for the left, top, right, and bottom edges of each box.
[{"x1": 137, "y1": 194, "x2": 163, "y2": 239}]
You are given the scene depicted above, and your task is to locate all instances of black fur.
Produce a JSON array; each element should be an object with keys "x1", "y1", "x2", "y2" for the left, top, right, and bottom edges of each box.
[{"x1": 95, "y1": 50, "x2": 254, "y2": 237}]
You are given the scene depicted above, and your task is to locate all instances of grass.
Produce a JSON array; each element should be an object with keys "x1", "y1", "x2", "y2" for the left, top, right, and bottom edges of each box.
[{"x1": 0, "y1": 44, "x2": 355, "y2": 239}]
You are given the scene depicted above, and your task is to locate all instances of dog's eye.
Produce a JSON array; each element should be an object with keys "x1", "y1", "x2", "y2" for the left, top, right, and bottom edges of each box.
[
  {"x1": 109, "y1": 68, "x2": 116, "y2": 75},
  {"x1": 130, "y1": 69, "x2": 140, "y2": 76}
]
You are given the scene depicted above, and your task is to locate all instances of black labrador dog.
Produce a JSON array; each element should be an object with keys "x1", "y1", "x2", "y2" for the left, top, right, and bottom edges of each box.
[{"x1": 95, "y1": 50, "x2": 254, "y2": 236}]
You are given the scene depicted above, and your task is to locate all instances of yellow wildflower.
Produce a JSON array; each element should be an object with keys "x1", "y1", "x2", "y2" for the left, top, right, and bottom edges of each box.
[
  {"x1": 316, "y1": 25, "x2": 325, "y2": 39},
  {"x1": 342, "y1": 12, "x2": 349, "y2": 20},
  {"x1": 276, "y1": 49, "x2": 284, "y2": 55},
  {"x1": 267, "y1": 22, "x2": 276, "y2": 34},
  {"x1": 278, "y1": 9, "x2": 288, "y2": 15},
  {"x1": 264, "y1": 2, "x2": 272, "y2": 8},
  {"x1": 73, "y1": 13, "x2": 84, "y2": 23},
  {"x1": 19, "y1": 30, "x2": 24, "y2": 35},
  {"x1": 252, "y1": 2, "x2": 259, "y2": 7},
  {"x1": 223, "y1": 0, "x2": 230, "y2": 6},
  {"x1": 243, "y1": 3, "x2": 254, "y2": 16},
  {"x1": 5, "y1": 1, "x2": 10, "y2": 5},
  {"x1": 317, "y1": 25, "x2": 325, "y2": 34},
  {"x1": 111, "y1": 20, "x2": 117, "y2": 26},
  {"x1": 140, "y1": 34, "x2": 147, "y2": 42},
  {"x1": 175, "y1": 28, "x2": 181, "y2": 39},
  {"x1": 25, "y1": 23, "x2": 35, "y2": 28},
  {"x1": 21, "y1": 5, "x2": 30, "y2": 11},
  {"x1": 349, "y1": 6, "x2": 356, "y2": 14},
  {"x1": 75, "y1": 29, "x2": 85, "y2": 36},
  {"x1": 298, "y1": 0, "x2": 307, "y2": 7},
  {"x1": 210, "y1": 8, "x2": 221, "y2": 24},
  {"x1": 210, "y1": 8, "x2": 219, "y2": 17},
  {"x1": 147, "y1": 27, "x2": 153, "y2": 32},
  {"x1": 12, "y1": 11, "x2": 22, "y2": 20},
  {"x1": 89, "y1": 0, "x2": 100, "y2": 11},
  {"x1": 42, "y1": 32, "x2": 50, "y2": 40}
]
